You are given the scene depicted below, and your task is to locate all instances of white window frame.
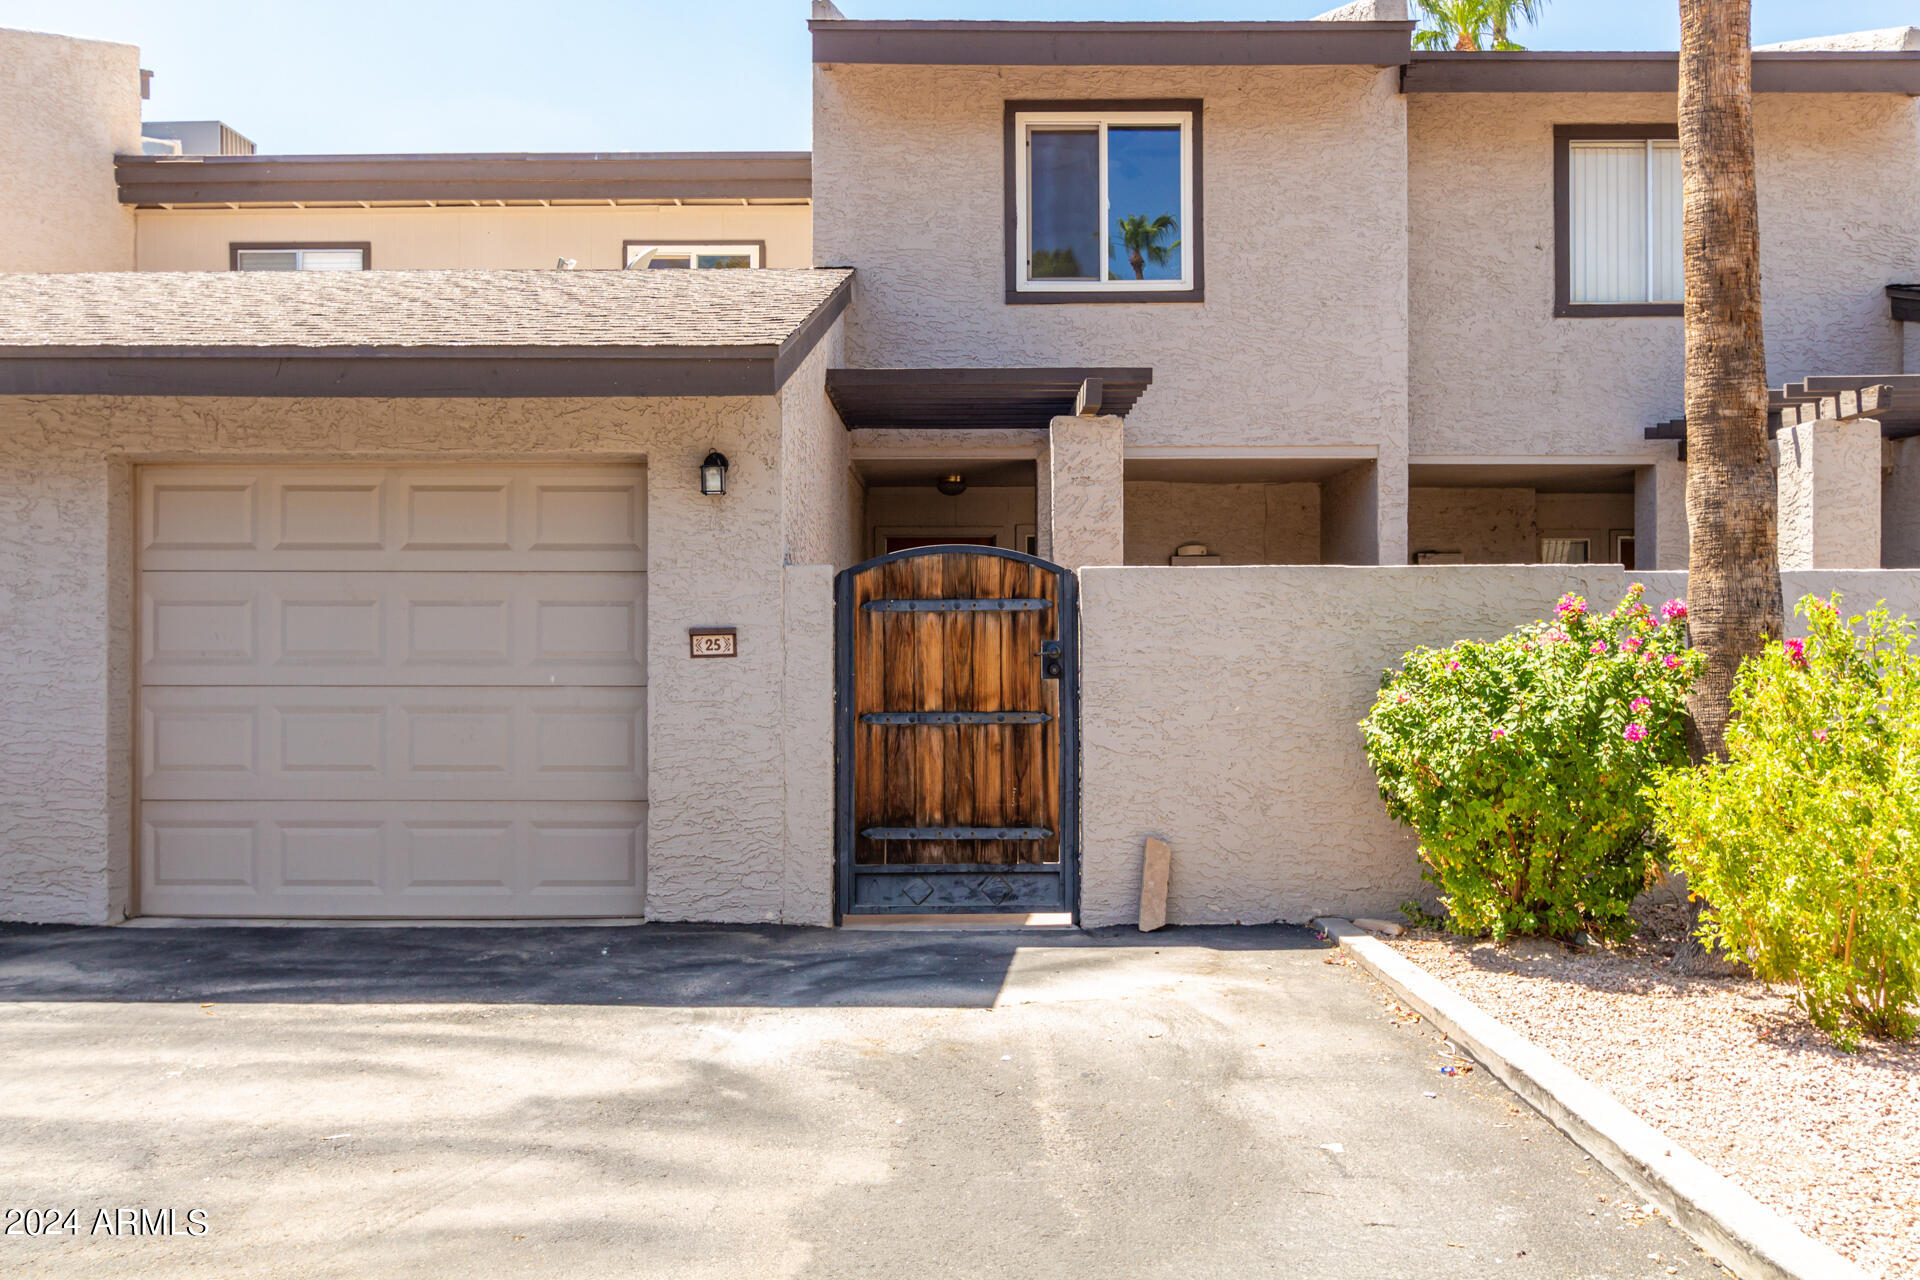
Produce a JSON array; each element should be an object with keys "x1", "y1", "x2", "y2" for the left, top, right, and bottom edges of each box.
[
  {"x1": 623, "y1": 243, "x2": 762, "y2": 270},
  {"x1": 1013, "y1": 109, "x2": 1195, "y2": 295},
  {"x1": 233, "y1": 247, "x2": 366, "y2": 271},
  {"x1": 1567, "y1": 137, "x2": 1682, "y2": 307}
]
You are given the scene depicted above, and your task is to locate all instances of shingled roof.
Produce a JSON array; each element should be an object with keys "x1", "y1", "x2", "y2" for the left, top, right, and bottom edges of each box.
[{"x1": 0, "y1": 267, "x2": 854, "y2": 397}]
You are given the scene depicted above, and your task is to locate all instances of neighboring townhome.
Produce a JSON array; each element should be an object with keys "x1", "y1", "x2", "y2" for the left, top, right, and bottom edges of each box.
[
  {"x1": 812, "y1": 1, "x2": 1920, "y2": 574},
  {"x1": 2, "y1": 9, "x2": 1919, "y2": 931}
]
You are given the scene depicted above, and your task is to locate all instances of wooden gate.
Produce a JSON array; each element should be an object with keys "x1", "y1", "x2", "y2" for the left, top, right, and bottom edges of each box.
[{"x1": 835, "y1": 546, "x2": 1078, "y2": 918}]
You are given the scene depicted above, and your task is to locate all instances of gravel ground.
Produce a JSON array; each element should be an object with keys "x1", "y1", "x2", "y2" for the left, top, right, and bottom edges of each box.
[{"x1": 1385, "y1": 901, "x2": 1920, "y2": 1279}]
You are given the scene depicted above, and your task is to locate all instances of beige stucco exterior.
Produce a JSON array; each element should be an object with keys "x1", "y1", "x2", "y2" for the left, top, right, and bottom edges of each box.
[
  {"x1": 813, "y1": 63, "x2": 1411, "y2": 461},
  {"x1": 0, "y1": 28, "x2": 140, "y2": 273},
  {"x1": 1407, "y1": 91, "x2": 1920, "y2": 462},
  {"x1": 0, "y1": 318, "x2": 849, "y2": 926},
  {"x1": 1046, "y1": 415, "x2": 1127, "y2": 569},
  {"x1": 134, "y1": 203, "x2": 814, "y2": 272},
  {"x1": 1124, "y1": 481, "x2": 1320, "y2": 565},
  {"x1": 1776, "y1": 417, "x2": 1884, "y2": 570},
  {"x1": 1078, "y1": 565, "x2": 1920, "y2": 928}
]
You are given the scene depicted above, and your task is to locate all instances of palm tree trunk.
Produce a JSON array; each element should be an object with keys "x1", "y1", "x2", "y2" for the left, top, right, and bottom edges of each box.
[
  {"x1": 1672, "y1": 0, "x2": 1781, "y2": 975},
  {"x1": 1679, "y1": 0, "x2": 1782, "y2": 764}
]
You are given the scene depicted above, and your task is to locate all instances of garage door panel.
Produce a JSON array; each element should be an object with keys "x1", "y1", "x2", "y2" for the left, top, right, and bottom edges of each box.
[
  {"x1": 140, "y1": 465, "x2": 645, "y2": 571},
  {"x1": 141, "y1": 572, "x2": 646, "y2": 686},
  {"x1": 142, "y1": 686, "x2": 645, "y2": 802},
  {"x1": 138, "y1": 461, "x2": 647, "y2": 921},
  {"x1": 139, "y1": 802, "x2": 647, "y2": 917}
]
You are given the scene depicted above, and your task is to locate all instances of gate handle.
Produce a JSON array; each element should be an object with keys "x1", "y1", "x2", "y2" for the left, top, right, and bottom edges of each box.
[{"x1": 1037, "y1": 639, "x2": 1063, "y2": 680}]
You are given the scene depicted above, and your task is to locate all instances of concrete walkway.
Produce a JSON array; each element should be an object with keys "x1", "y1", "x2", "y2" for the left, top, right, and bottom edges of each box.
[{"x1": 0, "y1": 923, "x2": 1721, "y2": 1279}]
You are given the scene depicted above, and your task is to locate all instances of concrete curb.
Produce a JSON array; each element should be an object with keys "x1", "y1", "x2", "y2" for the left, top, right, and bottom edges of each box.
[{"x1": 1314, "y1": 917, "x2": 1872, "y2": 1280}]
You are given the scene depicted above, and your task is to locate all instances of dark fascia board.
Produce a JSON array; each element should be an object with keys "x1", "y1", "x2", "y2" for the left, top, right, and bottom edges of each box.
[
  {"x1": 116, "y1": 151, "x2": 813, "y2": 206},
  {"x1": 811, "y1": 20, "x2": 1415, "y2": 67},
  {"x1": 0, "y1": 277, "x2": 853, "y2": 399},
  {"x1": 826, "y1": 366, "x2": 1154, "y2": 429},
  {"x1": 1406, "y1": 50, "x2": 1920, "y2": 95},
  {"x1": 1888, "y1": 284, "x2": 1920, "y2": 323}
]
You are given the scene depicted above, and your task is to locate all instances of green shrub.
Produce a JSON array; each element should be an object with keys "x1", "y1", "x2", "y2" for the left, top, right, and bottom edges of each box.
[
  {"x1": 1362, "y1": 585, "x2": 1701, "y2": 942},
  {"x1": 1653, "y1": 596, "x2": 1920, "y2": 1048}
]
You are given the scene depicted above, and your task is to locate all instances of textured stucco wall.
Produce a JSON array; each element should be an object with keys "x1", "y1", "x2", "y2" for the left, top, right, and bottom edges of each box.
[
  {"x1": 1124, "y1": 481, "x2": 1320, "y2": 565},
  {"x1": 863, "y1": 484, "x2": 1036, "y2": 558},
  {"x1": 779, "y1": 317, "x2": 857, "y2": 569},
  {"x1": 1536, "y1": 492, "x2": 1636, "y2": 562},
  {"x1": 1408, "y1": 92, "x2": 1920, "y2": 460},
  {"x1": 814, "y1": 62, "x2": 1410, "y2": 456},
  {"x1": 0, "y1": 28, "x2": 139, "y2": 272},
  {"x1": 1408, "y1": 487, "x2": 1535, "y2": 562},
  {"x1": 780, "y1": 564, "x2": 835, "y2": 926},
  {"x1": 134, "y1": 203, "x2": 814, "y2": 272},
  {"x1": 1078, "y1": 565, "x2": 1920, "y2": 928},
  {"x1": 1635, "y1": 458, "x2": 1689, "y2": 570},
  {"x1": 0, "y1": 391, "x2": 828, "y2": 925},
  {"x1": 1885, "y1": 439, "x2": 1920, "y2": 569},
  {"x1": 1047, "y1": 415, "x2": 1126, "y2": 569},
  {"x1": 1776, "y1": 418, "x2": 1883, "y2": 570}
]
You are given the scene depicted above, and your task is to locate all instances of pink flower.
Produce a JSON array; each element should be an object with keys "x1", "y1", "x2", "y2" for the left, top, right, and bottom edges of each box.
[
  {"x1": 1813, "y1": 729, "x2": 1829, "y2": 742},
  {"x1": 1630, "y1": 697, "x2": 1651, "y2": 713},
  {"x1": 1447, "y1": 661, "x2": 1461, "y2": 671},
  {"x1": 1624, "y1": 723, "x2": 1648, "y2": 743},
  {"x1": 1783, "y1": 638, "x2": 1807, "y2": 668},
  {"x1": 1489, "y1": 728, "x2": 1508, "y2": 741},
  {"x1": 1663, "y1": 655, "x2": 1682, "y2": 670},
  {"x1": 1544, "y1": 628, "x2": 1570, "y2": 644},
  {"x1": 1661, "y1": 599, "x2": 1688, "y2": 622},
  {"x1": 1621, "y1": 636, "x2": 1643, "y2": 652},
  {"x1": 1590, "y1": 641, "x2": 1609, "y2": 655},
  {"x1": 1556, "y1": 594, "x2": 1588, "y2": 618}
]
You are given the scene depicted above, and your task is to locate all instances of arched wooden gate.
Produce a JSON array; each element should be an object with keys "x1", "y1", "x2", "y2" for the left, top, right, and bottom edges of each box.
[{"x1": 834, "y1": 545, "x2": 1079, "y2": 919}]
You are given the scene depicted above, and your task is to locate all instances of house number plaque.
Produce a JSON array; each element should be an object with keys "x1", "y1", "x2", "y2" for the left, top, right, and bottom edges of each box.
[{"x1": 689, "y1": 627, "x2": 738, "y2": 658}]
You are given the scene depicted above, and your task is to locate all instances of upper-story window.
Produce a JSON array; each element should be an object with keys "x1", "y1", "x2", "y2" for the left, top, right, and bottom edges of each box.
[
  {"x1": 1555, "y1": 125, "x2": 1682, "y2": 317},
  {"x1": 231, "y1": 244, "x2": 368, "y2": 271},
  {"x1": 624, "y1": 242, "x2": 762, "y2": 270},
  {"x1": 1005, "y1": 100, "x2": 1203, "y2": 304}
]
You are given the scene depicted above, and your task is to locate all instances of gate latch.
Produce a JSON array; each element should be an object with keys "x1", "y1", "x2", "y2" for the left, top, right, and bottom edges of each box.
[{"x1": 1037, "y1": 639, "x2": 1064, "y2": 681}]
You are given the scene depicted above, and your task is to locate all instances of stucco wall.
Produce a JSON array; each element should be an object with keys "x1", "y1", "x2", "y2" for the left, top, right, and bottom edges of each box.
[
  {"x1": 1886, "y1": 439, "x2": 1920, "y2": 569},
  {"x1": 1078, "y1": 565, "x2": 1920, "y2": 928},
  {"x1": 1124, "y1": 481, "x2": 1319, "y2": 565},
  {"x1": 1408, "y1": 92, "x2": 1920, "y2": 460},
  {"x1": 1777, "y1": 418, "x2": 1883, "y2": 570},
  {"x1": 779, "y1": 317, "x2": 857, "y2": 569},
  {"x1": 1408, "y1": 487, "x2": 1534, "y2": 562},
  {"x1": 1047, "y1": 415, "x2": 1126, "y2": 568},
  {"x1": 134, "y1": 203, "x2": 814, "y2": 272},
  {"x1": 814, "y1": 63, "x2": 1409, "y2": 455},
  {"x1": 780, "y1": 564, "x2": 835, "y2": 926},
  {"x1": 862, "y1": 484, "x2": 1036, "y2": 558},
  {"x1": 0, "y1": 390, "x2": 834, "y2": 925},
  {"x1": 0, "y1": 28, "x2": 140, "y2": 272}
]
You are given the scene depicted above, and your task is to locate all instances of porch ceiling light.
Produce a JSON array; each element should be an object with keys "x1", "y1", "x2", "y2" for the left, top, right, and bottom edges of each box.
[
  {"x1": 937, "y1": 473, "x2": 967, "y2": 496},
  {"x1": 699, "y1": 451, "x2": 729, "y2": 496}
]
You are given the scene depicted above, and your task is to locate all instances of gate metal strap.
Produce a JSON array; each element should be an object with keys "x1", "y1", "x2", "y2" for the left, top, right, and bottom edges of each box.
[
  {"x1": 860, "y1": 711, "x2": 1051, "y2": 726},
  {"x1": 861, "y1": 827, "x2": 1053, "y2": 841},
  {"x1": 862, "y1": 598, "x2": 1052, "y2": 613}
]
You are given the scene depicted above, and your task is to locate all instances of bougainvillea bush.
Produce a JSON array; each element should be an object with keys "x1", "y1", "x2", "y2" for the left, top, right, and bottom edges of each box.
[
  {"x1": 1654, "y1": 597, "x2": 1920, "y2": 1048},
  {"x1": 1362, "y1": 586, "x2": 1702, "y2": 941}
]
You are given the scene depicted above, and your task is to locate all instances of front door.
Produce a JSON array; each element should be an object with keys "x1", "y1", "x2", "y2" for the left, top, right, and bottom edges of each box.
[{"x1": 835, "y1": 546, "x2": 1078, "y2": 918}]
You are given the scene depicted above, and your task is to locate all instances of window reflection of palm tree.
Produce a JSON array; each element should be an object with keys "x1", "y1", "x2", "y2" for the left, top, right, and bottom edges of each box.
[{"x1": 1110, "y1": 213, "x2": 1179, "y2": 281}]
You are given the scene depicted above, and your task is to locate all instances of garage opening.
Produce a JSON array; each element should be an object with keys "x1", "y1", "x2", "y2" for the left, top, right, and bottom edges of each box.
[{"x1": 134, "y1": 463, "x2": 648, "y2": 919}]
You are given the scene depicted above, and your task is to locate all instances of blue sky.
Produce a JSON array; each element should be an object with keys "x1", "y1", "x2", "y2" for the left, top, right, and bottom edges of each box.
[{"x1": 7, "y1": 1, "x2": 1915, "y2": 153}]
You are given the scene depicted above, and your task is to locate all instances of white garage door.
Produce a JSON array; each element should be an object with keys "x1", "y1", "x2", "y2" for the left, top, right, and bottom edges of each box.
[{"x1": 136, "y1": 464, "x2": 648, "y2": 918}]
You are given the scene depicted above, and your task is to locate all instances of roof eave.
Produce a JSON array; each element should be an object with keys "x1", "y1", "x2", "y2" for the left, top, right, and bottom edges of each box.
[
  {"x1": 810, "y1": 19, "x2": 1417, "y2": 67},
  {"x1": 1405, "y1": 50, "x2": 1920, "y2": 94}
]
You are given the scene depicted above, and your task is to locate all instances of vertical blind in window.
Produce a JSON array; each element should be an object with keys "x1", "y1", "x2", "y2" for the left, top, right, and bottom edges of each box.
[{"x1": 1568, "y1": 140, "x2": 1682, "y2": 305}]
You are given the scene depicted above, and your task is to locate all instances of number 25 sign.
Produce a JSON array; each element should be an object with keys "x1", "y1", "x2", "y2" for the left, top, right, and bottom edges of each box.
[{"x1": 689, "y1": 628, "x2": 738, "y2": 658}]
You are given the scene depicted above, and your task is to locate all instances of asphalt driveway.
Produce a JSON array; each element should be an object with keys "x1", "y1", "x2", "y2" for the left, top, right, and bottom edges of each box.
[{"x1": 0, "y1": 922, "x2": 1722, "y2": 1279}]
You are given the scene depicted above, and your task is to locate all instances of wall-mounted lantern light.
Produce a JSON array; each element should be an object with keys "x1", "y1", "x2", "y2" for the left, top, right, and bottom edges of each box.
[{"x1": 698, "y1": 451, "x2": 729, "y2": 496}]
